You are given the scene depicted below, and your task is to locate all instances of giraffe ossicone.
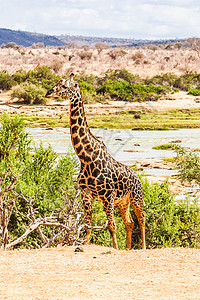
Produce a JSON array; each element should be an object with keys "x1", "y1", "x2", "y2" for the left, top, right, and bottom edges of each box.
[{"x1": 46, "y1": 74, "x2": 146, "y2": 250}]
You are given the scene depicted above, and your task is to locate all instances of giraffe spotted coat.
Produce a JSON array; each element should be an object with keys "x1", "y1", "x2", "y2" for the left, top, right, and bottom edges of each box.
[{"x1": 46, "y1": 75, "x2": 146, "y2": 250}]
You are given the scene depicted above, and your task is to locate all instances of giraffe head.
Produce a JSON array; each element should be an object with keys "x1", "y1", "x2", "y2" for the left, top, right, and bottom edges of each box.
[{"x1": 46, "y1": 73, "x2": 80, "y2": 99}]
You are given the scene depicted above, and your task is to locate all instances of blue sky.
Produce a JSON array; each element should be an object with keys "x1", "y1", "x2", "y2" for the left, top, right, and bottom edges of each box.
[{"x1": 0, "y1": 0, "x2": 200, "y2": 39}]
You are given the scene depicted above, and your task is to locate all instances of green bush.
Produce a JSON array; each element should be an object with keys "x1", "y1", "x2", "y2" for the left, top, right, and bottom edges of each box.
[
  {"x1": 0, "y1": 71, "x2": 16, "y2": 90},
  {"x1": 0, "y1": 113, "x2": 31, "y2": 161},
  {"x1": 0, "y1": 114, "x2": 80, "y2": 249},
  {"x1": 103, "y1": 68, "x2": 139, "y2": 83},
  {"x1": 97, "y1": 79, "x2": 133, "y2": 101},
  {"x1": 12, "y1": 69, "x2": 27, "y2": 84},
  {"x1": 25, "y1": 65, "x2": 60, "y2": 90},
  {"x1": 0, "y1": 66, "x2": 60, "y2": 92},
  {"x1": 173, "y1": 73, "x2": 200, "y2": 91},
  {"x1": 153, "y1": 143, "x2": 175, "y2": 150},
  {"x1": 145, "y1": 73, "x2": 177, "y2": 87},
  {"x1": 91, "y1": 178, "x2": 200, "y2": 249},
  {"x1": 188, "y1": 88, "x2": 200, "y2": 96},
  {"x1": 3, "y1": 67, "x2": 200, "y2": 104},
  {"x1": 174, "y1": 146, "x2": 200, "y2": 184},
  {"x1": 96, "y1": 70, "x2": 171, "y2": 102},
  {"x1": 11, "y1": 82, "x2": 47, "y2": 104}
]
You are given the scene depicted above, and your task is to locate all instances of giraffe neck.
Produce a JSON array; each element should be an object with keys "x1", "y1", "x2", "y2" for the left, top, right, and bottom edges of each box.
[{"x1": 70, "y1": 89, "x2": 98, "y2": 164}]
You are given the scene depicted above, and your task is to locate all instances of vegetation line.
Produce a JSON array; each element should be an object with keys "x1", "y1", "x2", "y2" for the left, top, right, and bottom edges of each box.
[
  {"x1": 11, "y1": 108, "x2": 200, "y2": 130},
  {"x1": 0, "y1": 66, "x2": 200, "y2": 129}
]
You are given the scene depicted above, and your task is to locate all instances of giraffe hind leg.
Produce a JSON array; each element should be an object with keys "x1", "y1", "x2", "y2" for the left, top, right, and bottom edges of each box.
[
  {"x1": 130, "y1": 195, "x2": 146, "y2": 250},
  {"x1": 82, "y1": 193, "x2": 93, "y2": 244},
  {"x1": 116, "y1": 194, "x2": 134, "y2": 250}
]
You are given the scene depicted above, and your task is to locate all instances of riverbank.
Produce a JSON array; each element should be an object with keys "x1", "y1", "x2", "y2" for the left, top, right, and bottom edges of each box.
[
  {"x1": 1, "y1": 91, "x2": 200, "y2": 129},
  {"x1": 138, "y1": 159, "x2": 200, "y2": 200}
]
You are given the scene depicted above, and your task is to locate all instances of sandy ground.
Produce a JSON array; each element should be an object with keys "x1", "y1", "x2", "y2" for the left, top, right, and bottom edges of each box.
[
  {"x1": 0, "y1": 91, "x2": 200, "y2": 117},
  {"x1": 0, "y1": 245, "x2": 200, "y2": 300}
]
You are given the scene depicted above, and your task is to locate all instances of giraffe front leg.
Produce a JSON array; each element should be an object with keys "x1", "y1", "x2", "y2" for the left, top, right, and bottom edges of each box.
[
  {"x1": 82, "y1": 193, "x2": 93, "y2": 244},
  {"x1": 103, "y1": 195, "x2": 118, "y2": 250}
]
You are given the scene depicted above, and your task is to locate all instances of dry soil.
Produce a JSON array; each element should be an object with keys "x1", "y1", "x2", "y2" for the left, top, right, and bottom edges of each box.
[{"x1": 0, "y1": 245, "x2": 200, "y2": 300}]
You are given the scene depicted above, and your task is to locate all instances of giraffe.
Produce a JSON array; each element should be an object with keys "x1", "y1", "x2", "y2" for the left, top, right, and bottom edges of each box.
[{"x1": 46, "y1": 74, "x2": 146, "y2": 250}]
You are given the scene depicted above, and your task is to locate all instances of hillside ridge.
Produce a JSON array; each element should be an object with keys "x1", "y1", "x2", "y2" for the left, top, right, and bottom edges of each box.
[{"x1": 0, "y1": 27, "x2": 185, "y2": 47}]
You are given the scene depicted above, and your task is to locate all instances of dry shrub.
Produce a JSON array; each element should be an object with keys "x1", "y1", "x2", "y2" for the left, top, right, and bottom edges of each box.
[
  {"x1": 50, "y1": 58, "x2": 64, "y2": 73},
  {"x1": 186, "y1": 37, "x2": 200, "y2": 57},
  {"x1": 95, "y1": 42, "x2": 110, "y2": 53},
  {"x1": 146, "y1": 44, "x2": 160, "y2": 51},
  {"x1": 78, "y1": 51, "x2": 93, "y2": 60},
  {"x1": 1, "y1": 41, "x2": 200, "y2": 78},
  {"x1": 1, "y1": 42, "x2": 19, "y2": 49},
  {"x1": 131, "y1": 50, "x2": 145, "y2": 64},
  {"x1": 81, "y1": 44, "x2": 90, "y2": 51},
  {"x1": 108, "y1": 49, "x2": 125, "y2": 60},
  {"x1": 32, "y1": 42, "x2": 45, "y2": 49}
]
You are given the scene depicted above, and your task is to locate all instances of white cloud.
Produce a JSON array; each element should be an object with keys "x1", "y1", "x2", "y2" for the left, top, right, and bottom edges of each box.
[{"x1": 0, "y1": 0, "x2": 200, "y2": 39}]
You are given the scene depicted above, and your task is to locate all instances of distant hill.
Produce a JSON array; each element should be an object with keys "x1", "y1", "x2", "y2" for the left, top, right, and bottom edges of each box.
[
  {"x1": 0, "y1": 28, "x2": 185, "y2": 48},
  {"x1": 58, "y1": 34, "x2": 186, "y2": 47},
  {"x1": 0, "y1": 28, "x2": 66, "y2": 47}
]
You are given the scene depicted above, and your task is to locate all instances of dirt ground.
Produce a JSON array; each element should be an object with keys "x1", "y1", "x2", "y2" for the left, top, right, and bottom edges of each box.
[
  {"x1": 0, "y1": 91, "x2": 200, "y2": 117},
  {"x1": 0, "y1": 245, "x2": 199, "y2": 300}
]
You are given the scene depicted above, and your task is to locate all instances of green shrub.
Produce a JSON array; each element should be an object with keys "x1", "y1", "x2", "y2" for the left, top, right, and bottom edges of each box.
[
  {"x1": 91, "y1": 178, "x2": 200, "y2": 249},
  {"x1": 173, "y1": 73, "x2": 200, "y2": 91},
  {"x1": 153, "y1": 143, "x2": 175, "y2": 150},
  {"x1": 145, "y1": 73, "x2": 177, "y2": 87},
  {"x1": 0, "y1": 66, "x2": 60, "y2": 92},
  {"x1": 24, "y1": 65, "x2": 60, "y2": 90},
  {"x1": 103, "y1": 69, "x2": 139, "y2": 84},
  {"x1": 174, "y1": 146, "x2": 200, "y2": 184},
  {"x1": 12, "y1": 69, "x2": 27, "y2": 84},
  {"x1": 0, "y1": 71, "x2": 16, "y2": 90},
  {"x1": 97, "y1": 79, "x2": 134, "y2": 101},
  {"x1": 11, "y1": 82, "x2": 47, "y2": 104},
  {"x1": 3, "y1": 67, "x2": 200, "y2": 104},
  {"x1": 7, "y1": 145, "x2": 80, "y2": 247},
  {"x1": 0, "y1": 113, "x2": 31, "y2": 161},
  {"x1": 96, "y1": 70, "x2": 170, "y2": 102},
  {"x1": 188, "y1": 88, "x2": 200, "y2": 96},
  {"x1": 0, "y1": 114, "x2": 80, "y2": 249}
]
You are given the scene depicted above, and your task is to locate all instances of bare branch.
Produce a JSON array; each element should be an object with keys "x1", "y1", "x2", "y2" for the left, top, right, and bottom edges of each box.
[
  {"x1": 6, "y1": 220, "x2": 42, "y2": 249},
  {"x1": 85, "y1": 221, "x2": 108, "y2": 230}
]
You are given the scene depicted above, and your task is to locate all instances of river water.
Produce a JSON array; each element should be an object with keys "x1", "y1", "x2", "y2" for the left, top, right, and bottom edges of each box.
[
  {"x1": 27, "y1": 127, "x2": 200, "y2": 176},
  {"x1": 27, "y1": 127, "x2": 200, "y2": 201}
]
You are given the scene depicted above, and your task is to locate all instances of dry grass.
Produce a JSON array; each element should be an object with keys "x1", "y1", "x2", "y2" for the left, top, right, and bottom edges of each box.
[{"x1": 1, "y1": 44, "x2": 200, "y2": 78}]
